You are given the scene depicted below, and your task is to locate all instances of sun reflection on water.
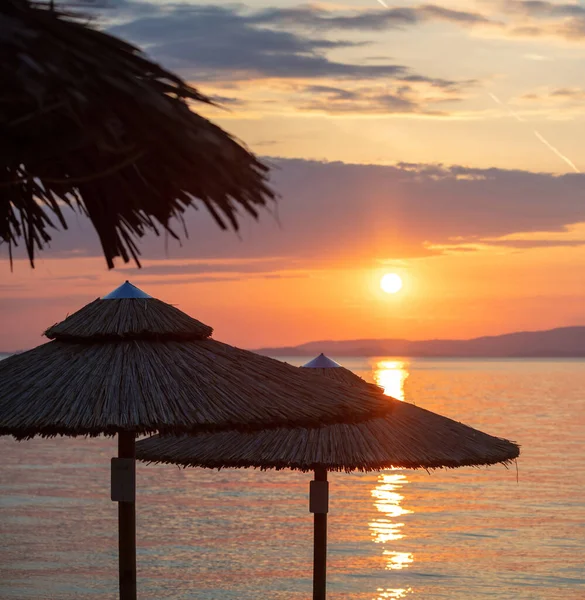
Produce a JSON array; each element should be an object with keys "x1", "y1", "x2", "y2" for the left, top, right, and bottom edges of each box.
[
  {"x1": 373, "y1": 360, "x2": 409, "y2": 400},
  {"x1": 383, "y1": 550, "x2": 413, "y2": 570},
  {"x1": 369, "y1": 360, "x2": 414, "y2": 591},
  {"x1": 374, "y1": 588, "x2": 413, "y2": 600},
  {"x1": 369, "y1": 472, "x2": 413, "y2": 570}
]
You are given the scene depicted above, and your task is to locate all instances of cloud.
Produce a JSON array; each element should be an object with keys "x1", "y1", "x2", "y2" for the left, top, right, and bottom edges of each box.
[
  {"x1": 486, "y1": 239, "x2": 585, "y2": 248},
  {"x1": 101, "y1": 2, "x2": 482, "y2": 120},
  {"x1": 518, "y1": 87, "x2": 585, "y2": 104},
  {"x1": 495, "y1": 1, "x2": 585, "y2": 41},
  {"x1": 51, "y1": 274, "x2": 102, "y2": 282},
  {"x1": 272, "y1": 72, "x2": 475, "y2": 117},
  {"x1": 418, "y1": 5, "x2": 498, "y2": 26},
  {"x1": 105, "y1": 2, "x2": 489, "y2": 90},
  {"x1": 102, "y1": 1, "x2": 585, "y2": 52},
  {"x1": 252, "y1": 4, "x2": 498, "y2": 30},
  {"x1": 398, "y1": 74, "x2": 474, "y2": 90},
  {"x1": 298, "y1": 83, "x2": 460, "y2": 116},
  {"x1": 509, "y1": 21, "x2": 585, "y2": 41},
  {"x1": 304, "y1": 85, "x2": 361, "y2": 102},
  {"x1": 208, "y1": 94, "x2": 247, "y2": 107},
  {"x1": 7, "y1": 159, "x2": 585, "y2": 269},
  {"x1": 121, "y1": 258, "x2": 297, "y2": 277},
  {"x1": 108, "y1": 4, "x2": 409, "y2": 81},
  {"x1": 551, "y1": 88, "x2": 585, "y2": 99},
  {"x1": 128, "y1": 272, "x2": 306, "y2": 286},
  {"x1": 0, "y1": 282, "x2": 28, "y2": 292},
  {"x1": 429, "y1": 239, "x2": 585, "y2": 253},
  {"x1": 133, "y1": 275, "x2": 244, "y2": 285},
  {"x1": 502, "y1": 1, "x2": 585, "y2": 19},
  {"x1": 508, "y1": 87, "x2": 585, "y2": 120},
  {"x1": 247, "y1": 1, "x2": 585, "y2": 45}
]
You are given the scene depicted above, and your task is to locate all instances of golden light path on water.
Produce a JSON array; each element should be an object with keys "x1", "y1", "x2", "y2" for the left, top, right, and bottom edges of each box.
[
  {"x1": 370, "y1": 359, "x2": 414, "y2": 600},
  {"x1": 373, "y1": 360, "x2": 409, "y2": 401}
]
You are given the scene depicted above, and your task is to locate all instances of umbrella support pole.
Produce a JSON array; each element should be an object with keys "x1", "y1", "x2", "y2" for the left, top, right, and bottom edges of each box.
[
  {"x1": 310, "y1": 467, "x2": 329, "y2": 600},
  {"x1": 112, "y1": 431, "x2": 137, "y2": 600}
]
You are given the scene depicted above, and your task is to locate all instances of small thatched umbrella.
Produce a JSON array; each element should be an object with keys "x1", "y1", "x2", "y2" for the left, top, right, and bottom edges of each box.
[
  {"x1": 2, "y1": 0, "x2": 274, "y2": 268},
  {"x1": 303, "y1": 353, "x2": 381, "y2": 389},
  {"x1": 136, "y1": 354, "x2": 520, "y2": 600},
  {"x1": 0, "y1": 289, "x2": 392, "y2": 600}
]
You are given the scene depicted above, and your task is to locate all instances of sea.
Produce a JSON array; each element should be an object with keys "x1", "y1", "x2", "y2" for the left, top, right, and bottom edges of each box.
[{"x1": 1, "y1": 356, "x2": 584, "y2": 600}]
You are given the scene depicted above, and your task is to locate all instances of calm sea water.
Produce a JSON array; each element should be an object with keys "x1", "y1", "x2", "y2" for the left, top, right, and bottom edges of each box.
[{"x1": 1, "y1": 357, "x2": 584, "y2": 600}]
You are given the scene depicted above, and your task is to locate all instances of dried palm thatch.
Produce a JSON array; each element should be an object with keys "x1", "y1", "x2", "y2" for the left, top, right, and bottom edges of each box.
[
  {"x1": 0, "y1": 283, "x2": 393, "y2": 439},
  {"x1": 136, "y1": 400, "x2": 520, "y2": 472},
  {"x1": 137, "y1": 352, "x2": 519, "y2": 471},
  {"x1": 45, "y1": 297, "x2": 213, "y2": 341},
  {"x1": 136, "y1": 354, "x2": 519, "y2": 600},
  {"x1": 303, "y1": 353, "x2": 380, "y2": 389},
  {"x1": 1, "y1": 0, "x2": 275, "y2": 268}
]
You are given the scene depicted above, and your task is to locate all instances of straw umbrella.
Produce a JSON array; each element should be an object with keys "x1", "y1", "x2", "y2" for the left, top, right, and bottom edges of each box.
[
  {"x1": 2, "y1": 0, "x2": 274, "y2": 268},
  {"x1": 302, "y1": 353, "x2": 381, "y2": 388},
  {"x1": 0, "y1": 289, "x2": 392, "y2": 600},
  {"x1": 136, "y1": 354, "x2": 520, "y2": 600}
]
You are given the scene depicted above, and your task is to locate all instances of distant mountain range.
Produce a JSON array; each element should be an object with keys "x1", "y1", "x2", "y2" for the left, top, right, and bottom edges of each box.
[{"x1": 255, "y1": 326, "x2": 585, "y2": 358}]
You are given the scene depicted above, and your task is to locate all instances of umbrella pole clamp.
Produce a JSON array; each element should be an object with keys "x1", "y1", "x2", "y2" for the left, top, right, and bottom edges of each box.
[
  {"x1": 111, "y1": 458, "x2": 136, "y2": 503},
  {"x1": 112, "y1": 431, "x2": 137, "y2": 600},
  {"x1": 310, "y1": 468, "x2": 328, "y2": 600},
  {"x1": 309, "y1": 479, "x2": 329, "y2": 514}
]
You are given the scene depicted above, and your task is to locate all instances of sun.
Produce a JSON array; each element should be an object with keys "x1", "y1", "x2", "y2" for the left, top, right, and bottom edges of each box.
[{"x1": 380, "y1": 273, "x2": 403, "y2": 294}]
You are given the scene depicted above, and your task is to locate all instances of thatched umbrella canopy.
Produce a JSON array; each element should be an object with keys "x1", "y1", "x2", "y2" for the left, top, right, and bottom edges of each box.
[
  {"x1": 1, "y1": 0, "x2": 274, "y2": 268},
  {"x1": 0, "y1": 289, "x2": 392, "y2": 600},
  {"x1": 0, "y1": 286, "x2": 391, "y2": 438},
  {"x1": 303, "y1": 353, "x2": 382, "y2": 389},
  {"x1": 136, "y1": 399, "x2": 518, "y2": 472},
  {"x1": 136, "y1": 354, "x2": 520, "y2": 600}
]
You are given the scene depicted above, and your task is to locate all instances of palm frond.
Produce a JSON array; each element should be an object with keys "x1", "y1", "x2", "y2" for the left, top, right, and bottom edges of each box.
[{"x1": 1, "y1": 0, "x2": 275, "y2": 267}]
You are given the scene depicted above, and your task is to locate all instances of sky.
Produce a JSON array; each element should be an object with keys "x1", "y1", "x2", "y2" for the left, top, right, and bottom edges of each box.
[{"x1": 3, "y1": 0, "x2": 585, "y2": 350}]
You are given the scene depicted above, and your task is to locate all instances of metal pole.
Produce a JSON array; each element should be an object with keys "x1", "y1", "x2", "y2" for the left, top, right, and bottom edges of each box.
[
  {"x1": 310, "y1": 467, "x2": 329, "y2": 600},
  {"x1": 117, "y1": 431, "x2": 137, "y2": 600}
]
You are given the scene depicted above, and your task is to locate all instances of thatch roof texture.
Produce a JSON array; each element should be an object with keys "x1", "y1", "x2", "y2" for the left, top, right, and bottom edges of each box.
[
  {"x1": 0, "y1": 283, "x2": 393, "y2": 439},
  {"x1": 136, "y1": 353, "x2": 519, "y2": 471},
  {"x1": 136, "y1": 400, "x2": 519, "y2": 472},
  {"x1": 303, "y1": 353, "x2": 380, "y2": 389},
  {"x1": 1, "y1": 0, "x2": 274, "y2": 268},
  {"x1": 45, "y1": 282, "x2": 213, "y2": 341}
]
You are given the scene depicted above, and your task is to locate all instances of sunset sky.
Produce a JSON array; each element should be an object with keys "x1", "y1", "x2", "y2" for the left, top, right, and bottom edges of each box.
[{"x1": 2, "y1": 0, "x2": 585, "y2": 350}]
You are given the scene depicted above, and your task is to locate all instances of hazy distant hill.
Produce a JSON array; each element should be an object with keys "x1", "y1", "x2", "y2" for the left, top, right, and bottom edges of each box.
[{"x1": 255, "y1": 326, "x2": 585, "y2": 358}]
